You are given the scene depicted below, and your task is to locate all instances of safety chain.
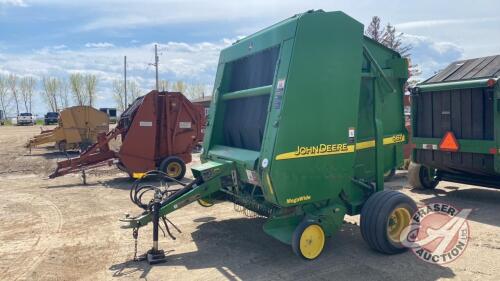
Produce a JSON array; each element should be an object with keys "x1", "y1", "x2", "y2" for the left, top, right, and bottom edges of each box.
[{"x1": 132, "y1": 227, "x2": 139, "y2": 261}]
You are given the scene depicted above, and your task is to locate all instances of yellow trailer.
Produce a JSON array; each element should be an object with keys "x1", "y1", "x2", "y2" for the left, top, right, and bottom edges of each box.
[{"x1": 26, "y1": 106, "x2": 109, "y2": 151}]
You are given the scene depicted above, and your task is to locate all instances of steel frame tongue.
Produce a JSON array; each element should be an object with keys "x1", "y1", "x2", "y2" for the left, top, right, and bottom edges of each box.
[{"x1": 121, "y1": 167, "x2": 225, "y2": 264}]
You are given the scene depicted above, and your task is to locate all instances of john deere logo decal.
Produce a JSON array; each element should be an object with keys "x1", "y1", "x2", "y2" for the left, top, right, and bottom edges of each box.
[{"x1": 276, "y1": 143, "x2": 354, "y2": 160}]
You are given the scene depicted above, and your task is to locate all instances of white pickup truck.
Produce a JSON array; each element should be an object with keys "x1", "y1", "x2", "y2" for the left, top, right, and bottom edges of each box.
[{"x1": 17, "y1": 112, "x2": 35, "y2": 126}]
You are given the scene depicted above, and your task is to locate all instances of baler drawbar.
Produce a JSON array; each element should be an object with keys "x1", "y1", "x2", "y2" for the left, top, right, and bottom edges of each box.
[{"x1": 49, "y1": 127, "x2": 122, "y2": 180}]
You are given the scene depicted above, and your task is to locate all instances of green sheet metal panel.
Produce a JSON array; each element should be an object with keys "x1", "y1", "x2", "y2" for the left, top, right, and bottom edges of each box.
[{"x1": 268, "y1": 11, "x2": 364, "y2": 206}]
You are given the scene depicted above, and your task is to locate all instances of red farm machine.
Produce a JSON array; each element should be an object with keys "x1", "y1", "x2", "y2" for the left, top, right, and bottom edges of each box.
[{"x1": 49, "y1": 91, "x2": 205, "y2": 182}]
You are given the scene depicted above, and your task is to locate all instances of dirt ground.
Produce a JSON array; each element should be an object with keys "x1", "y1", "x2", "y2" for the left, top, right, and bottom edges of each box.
[{"x1": 0, "y1": 125, "x2": 499, "y2": 281}]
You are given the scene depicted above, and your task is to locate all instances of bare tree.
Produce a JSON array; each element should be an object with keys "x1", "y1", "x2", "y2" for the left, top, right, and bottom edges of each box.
[
  {"x1": 70, "y1": 73, "x2": 85, "y2": 106},
  {"x1": 84, "y1": 74, "x2": 98, "y2": 107},
  {"x1": 159, "y1": 79, "x2": 169, "y2": 92},
  {"x1": 366, "y1": 17, "x2": 412, "y2": 57},
  {"x1": 58, "y1": 78, "x2": 71, "y2": 109},
  {"x1": 113, "y1": 79, "x2": 142, "y2": 112},
  {"x1": 0, "y1": 75, "x2": 11, "y2": 117},
  {"x1": 365, "y1": 16, "x2": 384, "y2": 42},
  {"x1": 128, "y1": 80, "x2": 141, "y2": 101},
  {"x1": 19, "y1": 76, "x2": 36, "y2": 112},
  {"x1": 42, "y1": 76, "x2": 59, "y2": 112},
  {"x1": 407, "y1": 58, "x2": 423, "y2": 88},
  {"x1": 185, "y1": 83, "x2": 205, "y2": 100},
  {"x1": 382, "y1": 23, "x2": 411, "y2": 57},
  {"x1": 170, "y1": 81, "x2": 205, "y2": 99},
  {"x1": 366, "y1": 17, "x2": 418, "y2": 87},
  {"x1": 112, "y1": 79, "x2": 126, "y2": 112},
  {"x1": 172, "y1": 81, "x2": 188, "y2": 93},
  {"x1": 7, "y1": 74, "x2": 20, "y2": 115}
]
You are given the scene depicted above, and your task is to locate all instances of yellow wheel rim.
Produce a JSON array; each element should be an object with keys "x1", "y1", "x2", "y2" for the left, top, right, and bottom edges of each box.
[
  {"x1": 387, "y1": 207, "x2": 411, "y2": 243},
  {"x1": 166, "y1": 162, "x2": 182, "y2": 178},
  {"x1": 198, "y1": 198, "x2": 214, "y2": 207},
  {"x1": 299, "y1": 224, "x2": 325, "y2": 259}
]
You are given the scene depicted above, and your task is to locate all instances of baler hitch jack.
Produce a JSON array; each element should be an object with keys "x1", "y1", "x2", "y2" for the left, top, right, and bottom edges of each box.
[
  {"x1": 123, "y1": 171, "x2": 205, "y2": 265},
  {"x1": 136, "y1": 196, "x2": 167, "y2": 264}
]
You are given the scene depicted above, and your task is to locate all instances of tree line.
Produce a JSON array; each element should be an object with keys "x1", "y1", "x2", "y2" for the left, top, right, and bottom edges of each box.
[
  {"x1": 113, "y1": 79, "x2": 206, "y2": 112},
  {"x1": 0, "y1": 72, "x2": 207, "y2": 117},
  {"x1": 0, "y1": 73, "x2": 99, "y2": 117}
]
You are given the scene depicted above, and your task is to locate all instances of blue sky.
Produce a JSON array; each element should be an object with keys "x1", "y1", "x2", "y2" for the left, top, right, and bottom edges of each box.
[{"x1": 1, "y1": 0, "x2": 499, "y2": 114}]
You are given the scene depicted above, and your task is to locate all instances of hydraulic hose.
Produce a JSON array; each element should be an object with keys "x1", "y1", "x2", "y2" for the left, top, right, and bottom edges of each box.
[{"x1": 129, "y1": 170, "x2": 193, "y2": 210}]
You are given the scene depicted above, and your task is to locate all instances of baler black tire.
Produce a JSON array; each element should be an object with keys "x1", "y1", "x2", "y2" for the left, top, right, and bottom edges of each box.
[
  {"x1": 408, "y1": 162, "x2": 438, "y2": 189},
  {"x1": 360, "y1": 190, "x2": 417, "y2": 255},
  {"x1": 79, "y1": 139, "x2": 93, "y2": 152},
  {"x1": 292, "y1": 220, "x2": 326, "y2": 260},
  {"x1": 116, "y1": 162, "x2": 134, "y2": 179},
  {"x1": 57, "y1": 141, "x2": 67, "y2": 152},
  {"x1": 159, "y1": 156, "x2": 186, "y2": 180}
]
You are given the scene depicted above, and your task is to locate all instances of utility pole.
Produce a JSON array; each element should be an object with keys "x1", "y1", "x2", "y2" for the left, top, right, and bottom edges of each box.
[
  {"x1": 124, "y1": 56, "x2": 127, "y2": 108},
  {"x1": 154, "y1": 44, "x2": 159, "y2": 91},
  {"x1": 148, "y1": 44, "x2": 160, "y2": 91}
]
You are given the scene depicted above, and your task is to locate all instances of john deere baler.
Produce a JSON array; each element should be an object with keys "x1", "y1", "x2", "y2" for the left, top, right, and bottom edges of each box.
[{"x1": 123, "y1": 10, "x2": 415, "y2": 262}]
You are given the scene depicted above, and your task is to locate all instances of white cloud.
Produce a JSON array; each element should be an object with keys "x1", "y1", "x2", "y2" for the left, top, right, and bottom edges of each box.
[
  {"x1": 0, "y1": 38, "x2": 233, "y2": 114},
  {"x1": 0, "y1": 33, "x2": 464, "y2": 113},
  {"x1": 0, "y1": 0, "x2": 27, "y2": 7},
  {"x1": 71, "y1": 0, "x2": 329, "y2": 31},
  {"x1": 396, "y1": 18, "x2": 500, "y2": 30},
  {"x1": 52, "y1": 44, "x2": 67, "y2": 50},
  {"x1": 85, "y1": 42, "x2": 114, "y2": 48},
  {"x1": 402, "y1": 34, "x2": 464, "y2": 80}
]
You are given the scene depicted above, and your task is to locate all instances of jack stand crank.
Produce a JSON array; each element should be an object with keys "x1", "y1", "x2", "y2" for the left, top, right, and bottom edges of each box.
[
  {"x1": 81, "y1": 170, "x2": 87, "y2": 185},
  {"x1": 145, "y1": 193, "x2": 167, "y2": 265}
]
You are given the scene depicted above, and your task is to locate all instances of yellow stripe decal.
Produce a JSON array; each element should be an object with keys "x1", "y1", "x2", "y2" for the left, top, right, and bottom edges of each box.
[
  {"x1": 383, "y1": 134, "x2": 405, "y2": 145},
  {"x1": 265, "y1": 173, "x2": 274, "y2": 195},
  {"x1": 275, "y1": 134, "x2": 405, "y2": 160},
  {"x1": 355, "y1": 140, "x2": 375, "y2": 150}
]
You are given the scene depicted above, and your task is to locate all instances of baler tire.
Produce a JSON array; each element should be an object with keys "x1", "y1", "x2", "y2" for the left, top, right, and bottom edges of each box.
[
  {"x1": 360, "y1": 190, "x2": 417, "y2": 255},
  {"x1": 116, "y1": 162, "x2": 134, "y2": 179},
  {"x1": 79, "y1": 139, "x2": 93, "y2": 152},
  {"x1": 408, "y1": 162, "x2": 438, "y2": 189},
  {"x1": 159, "y1": 157, "x2": 186, "y2": 180},
  {"x1": 292, "y1": 220, "x2": 326, "y2": 260},
  {"x1": 57, "y1": 141, "x2": 67, "y2": 152}
]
